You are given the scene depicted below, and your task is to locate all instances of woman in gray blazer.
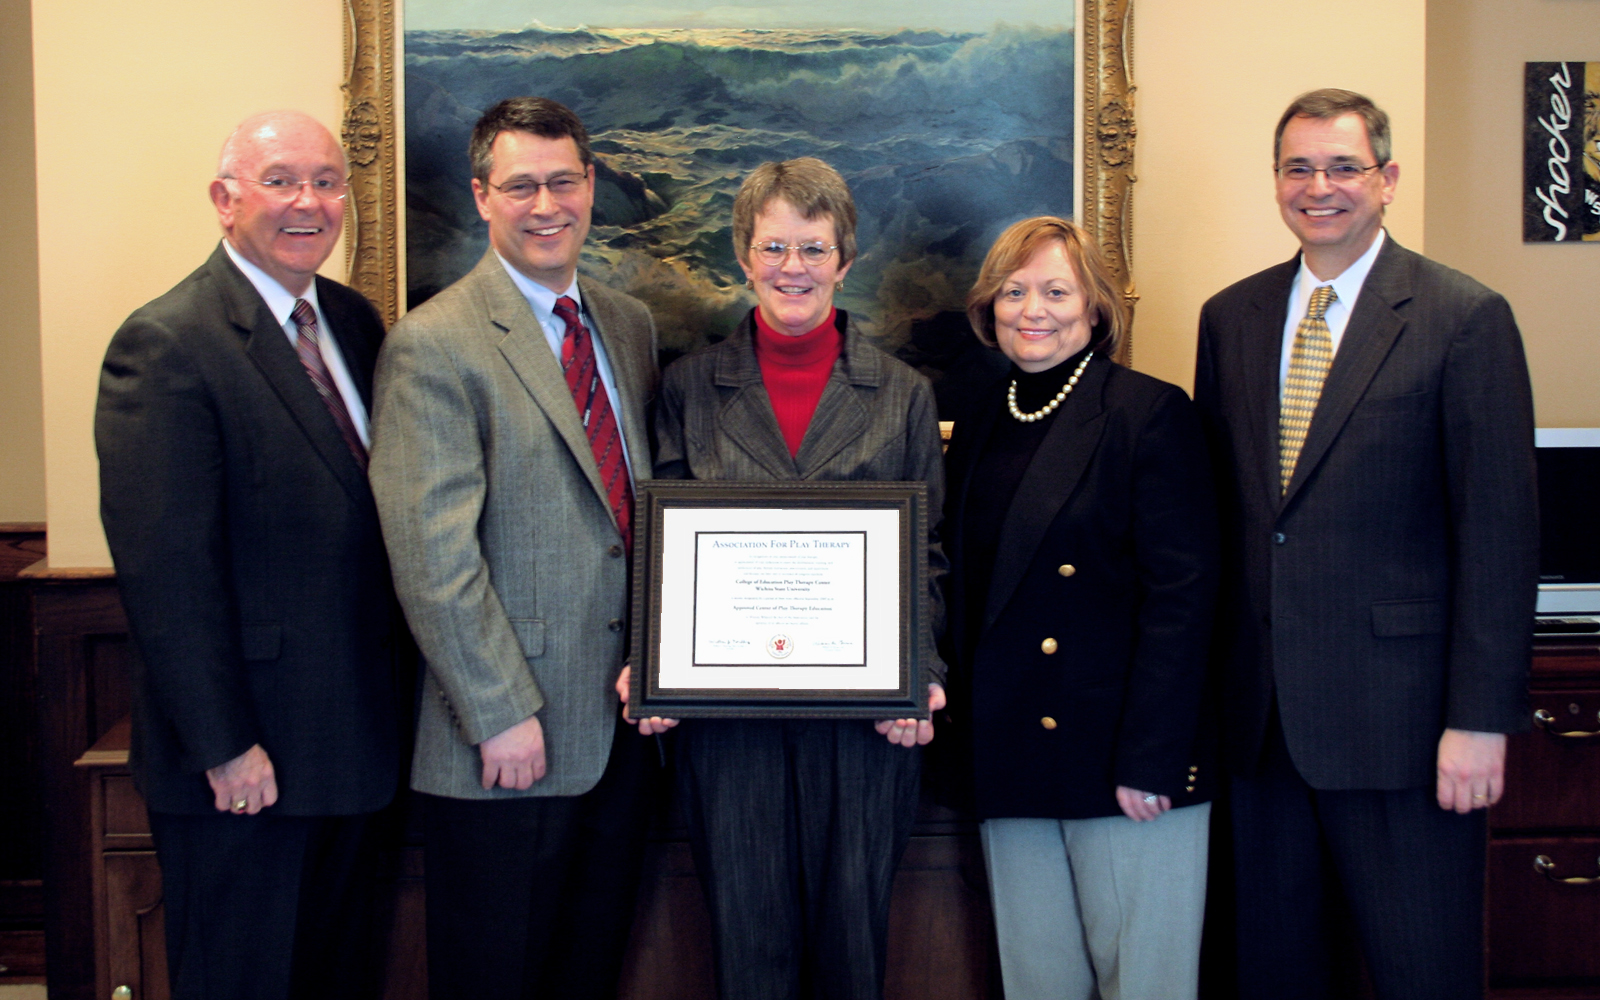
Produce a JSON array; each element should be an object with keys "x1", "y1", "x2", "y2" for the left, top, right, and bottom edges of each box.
[
  {"x1": 941, "y1": 217, "x2": 1219, "y2": 1000},
  {"x1": 649, "y1": 157, "x2": 947, "y2": 999}
]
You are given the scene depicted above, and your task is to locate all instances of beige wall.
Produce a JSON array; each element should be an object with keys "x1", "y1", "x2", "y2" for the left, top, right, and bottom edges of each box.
[
  {"x1": 1129, "y1": 0, "x2": 1429, "y2": 392},
  {"x1": 0, "y1": 0, "x2": 45, "y2": 524},
  {"x1": 31, "y1": 0, "x2": 348, "y2": 567},
  {"x1": 21, "y1": 0, "x2": 1592, "y2": 564},
  {"x1": 1426, "y1": 0, "x2": 1600, "y2": 428}
]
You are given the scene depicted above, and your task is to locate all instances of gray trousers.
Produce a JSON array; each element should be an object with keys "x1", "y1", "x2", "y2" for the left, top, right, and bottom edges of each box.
[{"x1": 979, "y1": 802, "x2": 1211, "y2": 1000}]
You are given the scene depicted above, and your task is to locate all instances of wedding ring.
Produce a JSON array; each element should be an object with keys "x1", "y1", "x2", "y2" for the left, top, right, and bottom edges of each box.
[
  {"x1": 232, "y1": 799, "x2": 248, "y2": 813},
  {"x1": 1143, "y1": 794, "x2": 1158, "y2": 804},
  {"x1": 1473, "y1": 794, "x2": 1486, "y2": 800}
]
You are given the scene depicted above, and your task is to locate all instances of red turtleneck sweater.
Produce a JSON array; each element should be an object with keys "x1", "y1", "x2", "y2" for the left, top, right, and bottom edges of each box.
[{"x1": 754, "y1": 308, "x2": 842, "y2": 458}]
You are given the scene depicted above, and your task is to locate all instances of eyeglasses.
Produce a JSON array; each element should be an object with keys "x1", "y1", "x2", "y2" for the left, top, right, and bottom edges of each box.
[
  {"x1": 488, "y1": 173, "x2": 589, "y2": 201},
  {"x1": 1275, "y1": 163, "x2": 1385, "y2": 185},
  {"x1": 749, "y1": 241, "x2": 838, "y2": 266},
  {"x1": 225, "y1": 175, "x2": 349, "y2": 201}
]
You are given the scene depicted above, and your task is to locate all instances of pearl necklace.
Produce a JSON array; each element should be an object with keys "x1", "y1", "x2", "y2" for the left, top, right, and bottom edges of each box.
[{"x1": 1007, "y1": 351, "x2": 1094, "y2": 423}]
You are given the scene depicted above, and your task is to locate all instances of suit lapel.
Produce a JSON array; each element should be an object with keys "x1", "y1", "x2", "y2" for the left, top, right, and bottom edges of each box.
[
  {"x1": 795, "y1": 321, "x2": 879, "y2": 478},
  {"x1": 1243, "y1": 259, "x2": 1297, "y2": 514},
  {"x1": 218, "y1": 249, "x2": 372, "y2": 505},
  {"x1": 484, "y1": 256, "x2": 613, "y2": 516},
  {"x1": 983, "y1": 357, "x2": 1112, "y2": 627},
  {"x1": 712, "y1": 323, "x2": 801, "y2": 479},
  {"x1": 1281, "y1": 239, "x2": 1413, "y2": 508}
]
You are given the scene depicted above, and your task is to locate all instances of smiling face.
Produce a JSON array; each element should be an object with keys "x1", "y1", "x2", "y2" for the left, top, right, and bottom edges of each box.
[
  {"x1": 210, "y1": 114, "x2": 346, "y2": 296},
  {"x1": 739, "y1": 198, "x2": 852, "y2": 337},
  {"x1": 1275, "y1": 112, "x2": 1399, "y2": 279},
  {"x1": 992, "y1": 240, "x2": 1097, "y2": 373},
  {"x1": 472, "y1": 130, "x2": 594, "y2": 292}
]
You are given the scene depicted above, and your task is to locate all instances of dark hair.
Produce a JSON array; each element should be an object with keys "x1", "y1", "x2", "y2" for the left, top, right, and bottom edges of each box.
[
  {"x1": 1274, "y1": 88, "x2": 1391, "y2": 165},
  {"x1": 469, "y1": 97, "x2": 593, "y2": 183},
  {"x1": 732, "y1": 158, "x2": 858, "y2": 268},
  {"x1": 966, "y1": 216, "x2": 1125, "y2": 358}
]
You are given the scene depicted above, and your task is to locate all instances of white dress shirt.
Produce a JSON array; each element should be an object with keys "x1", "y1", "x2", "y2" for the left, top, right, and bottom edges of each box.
[
  {"x1": 494, "y1": 253, "x2": 636, "y2": 476},
  {"x1": 223, "y1": 240, "x2": 370, "y2": 446},
  {"x1": 1279, "y1": 228, "x2": 1387, "y2": 396}
]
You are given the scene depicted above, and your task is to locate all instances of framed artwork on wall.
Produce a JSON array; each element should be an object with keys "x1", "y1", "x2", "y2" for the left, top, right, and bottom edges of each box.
[{"x1": 340, "y1": 0, "x2": 1134, "y2": 390}]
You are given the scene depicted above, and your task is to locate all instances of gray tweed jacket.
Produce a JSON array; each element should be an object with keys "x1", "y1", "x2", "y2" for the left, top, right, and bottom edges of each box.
[{"x1": 370, "y1": 250, "x2": 658, "y2": 799}]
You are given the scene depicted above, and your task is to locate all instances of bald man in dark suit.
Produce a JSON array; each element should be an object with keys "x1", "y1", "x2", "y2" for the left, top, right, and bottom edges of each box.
[{"x1": 97, "y1": 112, "x2": 403, "y2": 1000}]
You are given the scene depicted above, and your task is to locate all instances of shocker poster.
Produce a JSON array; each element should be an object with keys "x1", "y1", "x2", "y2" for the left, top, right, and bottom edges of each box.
[{"x1": 1524, "y1": 61, "x2": 1600, "y2": 242}]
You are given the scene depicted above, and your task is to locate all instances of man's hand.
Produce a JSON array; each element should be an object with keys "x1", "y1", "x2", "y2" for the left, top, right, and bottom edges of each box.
[
  {"x1": 479, "y1": 715, "x2": 547, "y2": 790},
  {"x1": 616, "y1": 665, "x2": 678, "y2": 736},
  {"x1": 207, "y1": 743, "x2": 278, "y2": 815},
  {"x1": 875, "y1": 683, "x2": 947, "y2": 747},
  {"x1": 1436, "y1": 728, "x2": 1507, "y2": 814}
]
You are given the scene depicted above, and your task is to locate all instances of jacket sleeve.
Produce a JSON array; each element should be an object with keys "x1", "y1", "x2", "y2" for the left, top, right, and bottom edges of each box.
[
  {"x1": 97, "y1": 315, "x2": 261, "y2": 773},
  {"x1": 1112, "y1": 386, "x2": 1221, "y2": 795},
  {"x1": 903, "y1": 377, "x2": 950, "y2": 688},
  {"x1": 368, "y1": 320, "x2": 545, "y2": 745},
  {"x1": 1440, "y1": 290, "x2": 1537, "y2": 734}
]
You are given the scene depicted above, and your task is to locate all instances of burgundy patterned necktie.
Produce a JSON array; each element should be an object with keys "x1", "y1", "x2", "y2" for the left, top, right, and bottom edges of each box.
[
  {"x1": 290, "y1": 298, "x2": 368, "y2": 470},
  {"x1": 553, "y1": 296, "x2": 632, "y2": 552}
]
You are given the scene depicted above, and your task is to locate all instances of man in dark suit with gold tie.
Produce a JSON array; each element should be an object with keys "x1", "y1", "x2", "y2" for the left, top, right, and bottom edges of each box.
[
  {"x1": 97, "y1": 112, "x2": 402, "y2": 999},
  {"x1": 1193, "y1": 89, "x2": 1539, "y2": 999}
]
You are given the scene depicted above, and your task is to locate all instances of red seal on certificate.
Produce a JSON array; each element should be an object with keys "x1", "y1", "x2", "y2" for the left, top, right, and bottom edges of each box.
[{"x1": 767, "y1": 634, "x2": 794, "y2": 659}]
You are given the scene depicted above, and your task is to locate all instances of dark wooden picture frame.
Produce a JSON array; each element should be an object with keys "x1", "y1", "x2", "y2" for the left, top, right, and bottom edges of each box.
[{"x1": 630, "y1": 481, "x2": 928, "y2": 719}]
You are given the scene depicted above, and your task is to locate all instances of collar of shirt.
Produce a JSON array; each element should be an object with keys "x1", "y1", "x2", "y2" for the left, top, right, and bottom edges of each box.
[
  {"x1": 222, "y1": 238, "x2": 325, "y2": 332},
  {"x1": 1280, "y1": 228, "x2": 1386, "y2": 391},
  {"x1": 494, "y1": 252, "x2": 585, "y2": 352}
]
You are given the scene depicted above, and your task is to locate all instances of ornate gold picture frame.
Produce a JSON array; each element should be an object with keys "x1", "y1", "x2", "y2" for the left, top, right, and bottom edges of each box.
[{"x1": 340, "y1": 0, "x2": 1136, "y2": 361}]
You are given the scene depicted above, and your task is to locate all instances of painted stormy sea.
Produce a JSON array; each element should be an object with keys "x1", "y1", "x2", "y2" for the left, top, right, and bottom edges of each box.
[{"x1": 405, "y1": 22, "x2": 1074, "y2": 403}]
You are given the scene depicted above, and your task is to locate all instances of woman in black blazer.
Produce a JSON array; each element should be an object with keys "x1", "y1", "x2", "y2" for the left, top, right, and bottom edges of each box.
[{"x1": 941, "y1": 217, "x2": 1218, "y2": 1000}]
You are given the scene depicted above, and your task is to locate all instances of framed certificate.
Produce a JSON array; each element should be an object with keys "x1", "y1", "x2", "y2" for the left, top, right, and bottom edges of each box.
[{"x1": 630, "y1": 481, "x2": 929, "y2": 719}]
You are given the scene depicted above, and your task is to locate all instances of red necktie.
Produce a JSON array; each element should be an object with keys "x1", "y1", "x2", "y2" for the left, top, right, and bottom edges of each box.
[
  {"x1": 291, "y1": 298, "x2": 367, "y2": 470},
  {"x1": 553, "y1": 296, "x2": 632, "y2": 552}
]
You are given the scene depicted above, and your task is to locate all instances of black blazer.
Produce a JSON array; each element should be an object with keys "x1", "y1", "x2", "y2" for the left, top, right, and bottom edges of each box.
[
  {"x1": 942, "y1": 354, "x2": 1219, "y2": 820},
  {"x1": 97, "y1": 245, "x2": 403, "y2": 816},
  {"x1": 1193, "y1": 236, "x2": 1538, "y2": 791}
]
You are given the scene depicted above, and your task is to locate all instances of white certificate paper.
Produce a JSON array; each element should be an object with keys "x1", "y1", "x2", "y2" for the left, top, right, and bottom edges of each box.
[
  {"x1": 657, "y1": 506, "x2": 902, "y2": 691},
  {"x1": 692, "y1": 532, "x2": 866, "y2": 666}
]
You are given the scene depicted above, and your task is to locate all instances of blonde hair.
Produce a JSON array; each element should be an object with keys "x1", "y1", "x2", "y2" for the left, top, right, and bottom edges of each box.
[{"x1": 966, "y1": 216, "x2": 1125, "y2": 356}]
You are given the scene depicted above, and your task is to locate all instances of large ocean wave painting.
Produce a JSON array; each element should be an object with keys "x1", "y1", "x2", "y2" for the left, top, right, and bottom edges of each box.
[{"x1": 404, "y1": 4, "x2": 1075, "y2": 399}]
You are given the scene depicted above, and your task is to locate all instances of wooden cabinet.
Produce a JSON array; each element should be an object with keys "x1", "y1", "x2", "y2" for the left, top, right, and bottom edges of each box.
[
  {"x1": 1489, "y1": 641, "x2": 1600, "y2": 995},
  {"x1": 77, "y1": 720, "x2": 167, "y2": 1000}
]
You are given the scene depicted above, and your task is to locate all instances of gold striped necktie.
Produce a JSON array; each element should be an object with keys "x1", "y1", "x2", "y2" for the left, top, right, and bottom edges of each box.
[{"x1": 1279, "y1": 284, "x2": 1337, "y2": 494}]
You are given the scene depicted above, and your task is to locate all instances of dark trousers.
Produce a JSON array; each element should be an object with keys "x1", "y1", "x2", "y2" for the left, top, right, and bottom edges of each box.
[
  {"x1": 420, "y1": 715, "x2": 659, "y2": 1000},
  {"x1": 148, "y1": 808, "x2": 388, "y2": 1000},
  {"x1": 1231, "y1": 717, "x2": 1487, "y2": 1000},
  {"x1": 677, "y1": 718, "x2": 922, "y2": 1000}
]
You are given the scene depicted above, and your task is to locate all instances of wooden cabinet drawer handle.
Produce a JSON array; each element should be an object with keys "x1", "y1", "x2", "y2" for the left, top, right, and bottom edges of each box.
[
  {"x1": 1533, "y1": 709, "x2": 1600, "y2": 739},
  {"x1": 1534, "y1": 855, "x2": 1600, "y2": 884}
]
